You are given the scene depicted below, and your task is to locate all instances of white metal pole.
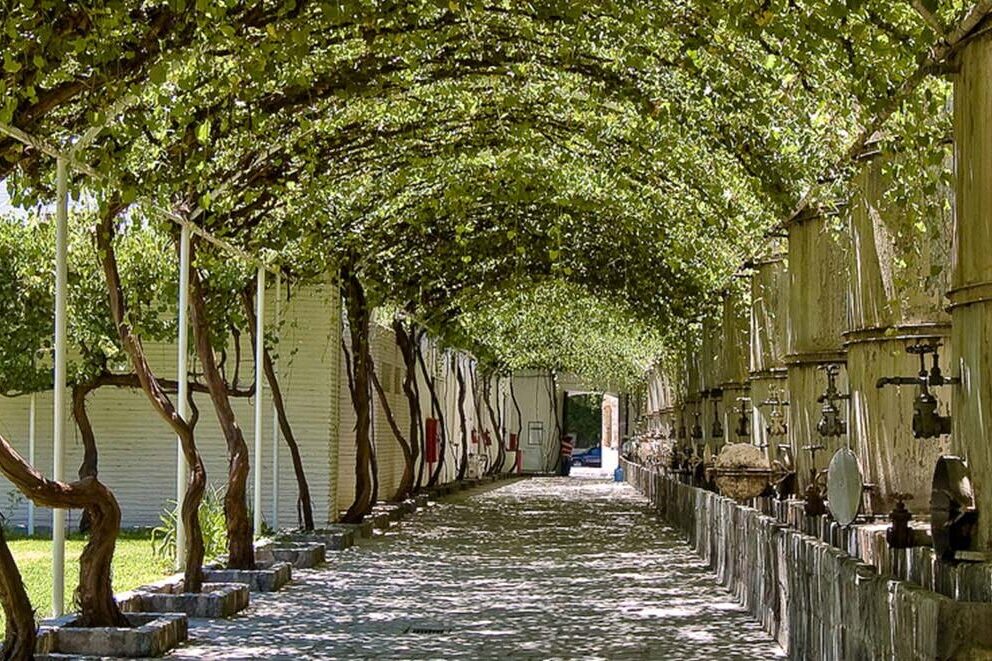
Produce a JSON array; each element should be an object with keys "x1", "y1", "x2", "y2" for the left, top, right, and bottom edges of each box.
[
  {"x1": 253, "y1": 268, "x2": 265, "y2": 534},
  {"x1": 27, "y1": 392, "x2": 35, "y2": 535},
  {"x1": 175, "y1": 224, "x2": 191, "y2": 570},
  {"x1": 51, "y1": 157, "x2": 67, "y2": 617},
  {"x1": 271, "y1": 272, "x2": 281, "y2": 529}
]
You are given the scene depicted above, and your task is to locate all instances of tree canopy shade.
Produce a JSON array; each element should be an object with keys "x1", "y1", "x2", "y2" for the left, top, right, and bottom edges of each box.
[
  {"x1": 0, "y1": 0, "x2": 975, "y2": 393},
  {"x1": 0, "y1": 1, "x2": 983, "y2": 645}
]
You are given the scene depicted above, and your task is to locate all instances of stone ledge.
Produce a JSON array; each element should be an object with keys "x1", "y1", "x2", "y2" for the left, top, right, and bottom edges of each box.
[
  {"x1": 759, "y1": 497, "x2": 992, "y2": 603},
  {"x1": 37, "y1": 612, "x2": 187, "y2": 658},
  {"x1": 623, "y1": 460, "x2": 992, "y2": 660},
  {"x1": 128, "y1": 582, "x2": 249, "y2": 618},
  {"x1": 256, "y1": 539, "x2": 326, "y2": 568},
  {"x1": 278, "y1": 527, "x2": 356, "y2": 551},
  {"x1": 203, "y1": 561, "x2": 292, "y2": 592}
]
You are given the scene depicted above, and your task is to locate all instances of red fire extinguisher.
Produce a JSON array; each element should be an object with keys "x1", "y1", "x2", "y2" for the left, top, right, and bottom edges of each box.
[{"x1": 425, "y1": 418, "x2": 439, "y2": 464}]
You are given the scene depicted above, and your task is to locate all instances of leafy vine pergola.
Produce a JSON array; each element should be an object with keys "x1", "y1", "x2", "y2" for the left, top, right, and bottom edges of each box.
[{"x1": 0, "y1": 0, "x2": 986, "y2": 654}]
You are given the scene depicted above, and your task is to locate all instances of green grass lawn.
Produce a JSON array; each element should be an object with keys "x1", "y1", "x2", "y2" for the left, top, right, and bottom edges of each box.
[{"x1": 6, "y1": 529, "x2": 171, "y2": 623}]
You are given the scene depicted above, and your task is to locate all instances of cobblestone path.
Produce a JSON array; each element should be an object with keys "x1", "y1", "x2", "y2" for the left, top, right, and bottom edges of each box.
[{"x1": 169, "y1": 476, "x2": 782, "y2": 659}]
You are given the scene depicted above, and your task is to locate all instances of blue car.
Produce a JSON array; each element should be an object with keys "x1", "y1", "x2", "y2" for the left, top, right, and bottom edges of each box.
[{"x1": 571, "y1": 445, "x2": 602, "y2": 467}]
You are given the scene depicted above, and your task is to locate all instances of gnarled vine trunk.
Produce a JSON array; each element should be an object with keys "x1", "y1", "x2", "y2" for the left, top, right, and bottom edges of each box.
[
  {"x1": 455, "y1": 359, "x2": 469, "y2": 481},
  {"x1": 97, "y1": 202, "x2": 206, "y2": 593},
  {"x1": 369, "y1": 354, "x2": 414, "y2": 502},
  {"x1": 482, "y1": 372, "x2": 505, "y2": 475},
  {"x1": 545, "y1": 369, "x2": 562, "y2": 473},
  {"x1": 73, "y1": 380, "x2": 99, "y2": 533},
  {"x1": 0, "y1": 431, "x2": 126, "y2": 627},
  {"x1": 392, "y1": 317, "x2": 423, "y2": 493},
  {"x1": 240, "y1": 287, "x2": 315, "y2": 530},
  {"x1": 188, "y1": 244, "x2": 254, "y2": 570},
  {"x1": 0, "y1": 525, "x2": 34, "y2": 659},
  {"x1": 340, "y1": 263, "x2": 375, "y2": 522},
  {"x1": 417, "y1": 334, "x2": 448, "y2": 488}
]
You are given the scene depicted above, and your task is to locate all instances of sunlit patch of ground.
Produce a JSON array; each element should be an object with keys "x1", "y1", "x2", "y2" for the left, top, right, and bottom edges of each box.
[
  {"x1": 170, "y1": 478, "x2": 783, "y2": 659},
  {"x1": 3, "y1": 530, "x2": 167, "y2": 627}
]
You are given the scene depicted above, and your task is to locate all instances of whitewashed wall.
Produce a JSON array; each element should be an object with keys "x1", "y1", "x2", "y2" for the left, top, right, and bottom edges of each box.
[
  {"x1": 507, "y1": 370, "x2": 593, "y2": 472},
  {"x1": 0, "y1": 282, "x2": 341, "y2": 530}
]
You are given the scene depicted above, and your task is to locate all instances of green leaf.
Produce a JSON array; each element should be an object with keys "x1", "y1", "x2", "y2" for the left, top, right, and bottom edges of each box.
[{"x1": 196, "y1": 120, "x2": 212, "y2": 143}]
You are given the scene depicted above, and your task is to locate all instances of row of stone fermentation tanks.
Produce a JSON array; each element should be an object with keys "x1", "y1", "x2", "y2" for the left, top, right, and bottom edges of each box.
[{"x1": 640, "y1": 32, "x2": 992, "y2": 560}]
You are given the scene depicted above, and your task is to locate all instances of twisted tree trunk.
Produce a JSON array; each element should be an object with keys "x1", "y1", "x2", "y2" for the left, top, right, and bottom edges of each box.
[
  {"x1": 545, "y1": 369, "x2": 563, "y2": 473},
  {"x1": 340, "y1": 264, "x2": 375, "y2": 523},
  {"x1": 0, "y1": 526, "x2": 34, "y2": 659},
  {"x1": 510, "y1": 373, "x2": 523, "y2": 440},
  {"x1": 417, "y1": 335, "x2": 449, "y2": 488},
  {"x1": 455, "y1": 360, "x2": 469, "y2": 481},
  {"x1": 187, "y1": 245, "x2": 254, "y2": 570},
  {"x1": 468, "y1": 363, "x2": 486, "y2": 471},
  {"x1": 483, "y1": 372, "x2": 505, "y2": 475},
  {"x1": 0, "y1": 431, "x2": 126, "y2": 627},
  {"x1": 97, "y1": 202, "x2": 206, "y2": 592},
  {"x1": 392, "y1": 317, "x2": 424, "y2": 492},
  {"x1": 240, "y1": 287, "x2": 315, "y2": 530},
  {"x1": 73, "y1": 381, "x2": 99, "y2": 533},
  {"x1": 369, "y1": 357, "x2": 414, "y2": 501}
]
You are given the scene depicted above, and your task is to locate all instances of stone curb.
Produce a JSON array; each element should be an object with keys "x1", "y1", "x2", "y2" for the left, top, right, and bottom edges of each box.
[{"x1": 622, "y1": 460, "x2": 992, "y2": 660}]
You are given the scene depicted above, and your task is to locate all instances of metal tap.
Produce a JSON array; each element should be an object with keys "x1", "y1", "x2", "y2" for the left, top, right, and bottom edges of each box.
[
  {"x1": 886, "y1": 493, "x2": 915, "y2": 549},
  {"x1": 772, "y1": 444, "x2": 797, "y2": 500},
  {"x1": 760, "y1": 386, "x2": 789, "y2": 437},
  {"x1": 802, "y1": 443, "x2": 827, "y2": 516},
  {"x1": 876, "y1": 342, "x2": 958, "y2": 439},
  {"x1": 735, "y1": 397, "x2": 751, "y2": 440},
  {"x1": 710, "y1": 389, "x2": 724, "y2": 439},
  {"x1": 691, "y1": 411, "x2": 703, "y2": 440},
  {"x1": 816, "y1": 364, "x2": 849, "y2": 438}
]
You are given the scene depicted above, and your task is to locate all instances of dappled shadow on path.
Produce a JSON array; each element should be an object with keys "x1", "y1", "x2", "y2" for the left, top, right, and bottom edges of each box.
[{"x1": 168, "y1": 477, "x2": 782, "y2": 659}]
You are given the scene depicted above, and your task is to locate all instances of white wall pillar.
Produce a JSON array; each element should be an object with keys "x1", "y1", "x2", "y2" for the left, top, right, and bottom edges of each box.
[
  {"x1": 271, "y1": 272, "x2": 281, "y2": 529},
  {"x1": 27, "y1": 392, "x2": 35, "y2": 535},
  {"x1": 51, "y1": 156, "x2": 68, "y2": 617},
  {"x1": 175, "y1": 224, "x2": 191, "y2": 570},
  {"x1": 253, "y1": 268, "x2": 265, "y2": 534}
]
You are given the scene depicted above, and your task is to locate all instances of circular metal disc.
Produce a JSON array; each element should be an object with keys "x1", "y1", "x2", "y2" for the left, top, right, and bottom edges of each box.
[
  {"x1": 826, "y1": 448, "x2": 863, "y2": 526},
  {"x1": 930, "y1": 455, "x2": 976, "y2": 559}
]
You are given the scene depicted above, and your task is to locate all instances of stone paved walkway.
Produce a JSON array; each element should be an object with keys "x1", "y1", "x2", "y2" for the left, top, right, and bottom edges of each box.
[{"x1": 168, "y1": 475, "x2": 783, "y2": 659}]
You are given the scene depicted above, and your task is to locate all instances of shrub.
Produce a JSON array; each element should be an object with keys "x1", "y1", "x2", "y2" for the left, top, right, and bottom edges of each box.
[{"x1": 151, "y1": 485, "x2": 227, "y2": 566}]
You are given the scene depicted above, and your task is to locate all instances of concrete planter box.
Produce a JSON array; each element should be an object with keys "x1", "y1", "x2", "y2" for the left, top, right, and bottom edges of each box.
[
  {"x1": 344, "y1": 520, "x2": 375, "y2": 539},
  {"x1": 272, "y1": 542, "x2": 325, "y2": 568},
  {"x1": 37, "y1": 612, "x2": 187, "y2": 657},
  {"x1": 203, "y1": 561, "x2": 292, "y2": 592},
  {"x1": 371, "y1": 504, "x2": 405, "y2": 524},
  {"x1": 133, "y1": 582, "x2": 249, "y2": 618},
  {"x1": 256, "y1": 539, "x2": 326, "y2": 568},
  {"x1": 278, "y1": 526, "x2": 356, "y2": 551}
]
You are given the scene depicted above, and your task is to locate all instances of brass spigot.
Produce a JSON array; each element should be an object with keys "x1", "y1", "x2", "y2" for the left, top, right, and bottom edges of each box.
[
  {"x1": 735, "y1": 397, "x2": 751, "y2": 440},
  {"x1": 760, "y1": 386, "x2": 789, "y2": 437},
  {"x1": 802, "y1": 443, "x2": 827, "y2": 516},
  {"x1": 886, "y1": 493, "x2": 915, "y2": 549},
  {"x1": 816, "y1": 364, "x2": 849, "y2": 438},
  {"x1": 710, "y1": 389, "x2": 724, "y2": 439},
  {"x1": 691, "y1": 411, "x2": 703, "y2": 440},
  {"x1": 876, "y1": 342, "x2": 958, "y2": 439}
]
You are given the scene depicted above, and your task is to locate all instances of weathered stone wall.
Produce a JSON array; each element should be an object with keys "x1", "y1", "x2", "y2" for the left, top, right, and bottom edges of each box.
[{"x1": 624, "y1": 460, "x2": 992, "y2": 660}]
